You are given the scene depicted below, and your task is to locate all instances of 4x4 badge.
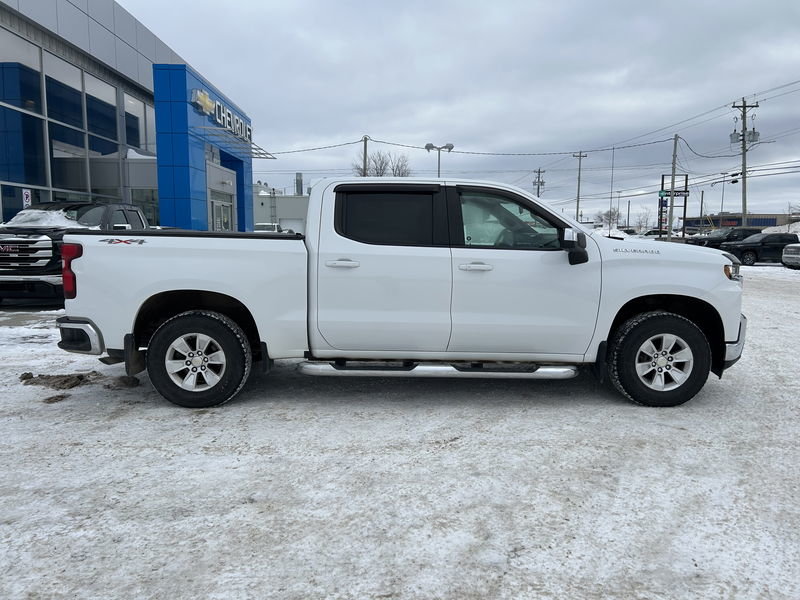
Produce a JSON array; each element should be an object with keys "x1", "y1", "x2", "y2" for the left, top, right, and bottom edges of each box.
[{"x1": 98, "y1": 239, "x2": 146, "y2": 245}]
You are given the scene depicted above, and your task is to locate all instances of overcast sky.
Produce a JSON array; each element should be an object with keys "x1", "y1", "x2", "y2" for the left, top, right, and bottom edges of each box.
[{"x1": 119, "y1": 0, "x2": 800, "y2": 222}]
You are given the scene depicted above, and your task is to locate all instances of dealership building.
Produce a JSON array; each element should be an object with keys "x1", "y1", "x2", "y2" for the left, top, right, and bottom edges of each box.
[{"x1": 0, "y1": 0, "x2": 268, "y2": 229}]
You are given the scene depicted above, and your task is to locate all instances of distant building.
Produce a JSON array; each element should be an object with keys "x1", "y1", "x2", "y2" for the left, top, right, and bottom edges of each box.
[
  {"x1": 683, "y1": 213, "x2": 799, "y2": 229},
  {"x1": 252, "y1": 182, "x2": 308, "y2": 234}
]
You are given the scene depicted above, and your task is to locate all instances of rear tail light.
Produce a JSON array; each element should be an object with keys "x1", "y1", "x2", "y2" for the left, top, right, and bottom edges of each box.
[{"x1": 62, "y1": 243, "x2": 83, "y2": 299}]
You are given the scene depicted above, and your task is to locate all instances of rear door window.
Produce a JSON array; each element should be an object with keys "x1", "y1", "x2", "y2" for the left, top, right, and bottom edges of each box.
[{"x1": 335, "y1": 189, "x2": 447, "y2": 246}]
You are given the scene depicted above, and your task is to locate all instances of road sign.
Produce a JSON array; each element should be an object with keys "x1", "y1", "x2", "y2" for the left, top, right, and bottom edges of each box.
[
  {"x1": 658, "y1": 189, "x2": 689, "y2": 198},
  {"x1": 22, "y1": 189, "x2": 32, "y2": 207}
]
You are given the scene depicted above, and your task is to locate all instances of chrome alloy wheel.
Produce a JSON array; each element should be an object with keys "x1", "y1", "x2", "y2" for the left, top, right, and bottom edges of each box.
[
  {"x1": 164, "y1": 333, "x2": 227, "y2": 392},
  {"x1": 634, "y1": 333, "x2": 694, "y2": 392}
]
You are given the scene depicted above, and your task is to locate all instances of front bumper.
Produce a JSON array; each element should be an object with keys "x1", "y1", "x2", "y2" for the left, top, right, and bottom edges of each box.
[
  {"x1": 723, "y1": 314, "x2": 747, "y2": 369},
  {"x1": 782, "y1": 254, "x2": 800, "y2": 267},
  {"x1": 0, "y1": 274, "x2": 62, "y2": 299},
  {"x1": 56, "y1": 317, "x2": 104, "y2": 355}
]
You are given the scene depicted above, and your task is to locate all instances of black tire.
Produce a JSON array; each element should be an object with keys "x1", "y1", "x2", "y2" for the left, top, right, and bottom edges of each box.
[
  {"x1": 608, "y1": 311, "x2": 711, "y2": 407},
  {"x1": 741, "y1": 251, "x2": 757, "y2": 266},
  {"x1": 783, "y1": 263, "x2": 800, "y2": 270},
  {"x1": 146, "y1": 310, "x2": 252, "y2": 408}
]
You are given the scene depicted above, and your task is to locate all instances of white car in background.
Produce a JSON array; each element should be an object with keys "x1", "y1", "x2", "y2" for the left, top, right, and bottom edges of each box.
[{"x1": 782, "y1": 243, "x2": 800, "y2": 269}]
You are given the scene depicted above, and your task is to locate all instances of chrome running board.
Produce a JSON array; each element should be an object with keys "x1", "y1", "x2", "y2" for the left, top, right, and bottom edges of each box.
[{"x1": 298, "y1": 361, "x2": 578, "y2": 380}]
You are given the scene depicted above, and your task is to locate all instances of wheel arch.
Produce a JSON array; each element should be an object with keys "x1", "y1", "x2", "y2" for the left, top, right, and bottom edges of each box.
[
  {"x1": 607, "y1": 294, "x2": 726, "y2": 377},
  {"x1": 133, "y1": 290, "x2": 264, "y2": 361}
]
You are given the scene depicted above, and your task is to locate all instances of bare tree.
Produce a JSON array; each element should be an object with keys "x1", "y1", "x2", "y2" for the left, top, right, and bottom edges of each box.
[
  {"x1": 352, "y1": 150, "x2": 411, "y2": 177},
  {"x1": 390, "y1": 153, "x2": 411, "y2": 177},
  {"x1": 635, "y1": 207, "x2": 653, "y2": 231},
  {"x1": 595, "y1": 208, "x2": 621, "y2": 227}
]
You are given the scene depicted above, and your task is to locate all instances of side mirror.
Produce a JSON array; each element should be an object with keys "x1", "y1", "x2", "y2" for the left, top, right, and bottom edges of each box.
[{"x1": 562, "y1": 228, "x2": 589, "y2": 265}]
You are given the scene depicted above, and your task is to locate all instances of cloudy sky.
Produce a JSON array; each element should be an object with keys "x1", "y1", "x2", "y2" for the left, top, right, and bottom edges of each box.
[{"x1": 119, "y1": 0, "x2": 800, "y2": 222}]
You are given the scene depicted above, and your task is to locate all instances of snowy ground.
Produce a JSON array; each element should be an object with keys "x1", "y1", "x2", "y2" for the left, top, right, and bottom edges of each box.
[{"x1": 1, "y1": 266, "x2": 799, "y2": 599}]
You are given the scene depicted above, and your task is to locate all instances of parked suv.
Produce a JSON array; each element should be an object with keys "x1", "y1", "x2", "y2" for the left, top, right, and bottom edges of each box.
[
  {"x1": 686, "y1": 227, "x2": 763, "y2": 249},
  {"x1": 0, "y1": 203, "x2": 149, "y2": 302},
  {"x1": 782, "y1": 243, "x2": 800, "y2": 269},
  {"x1": 720, "y1": 232, "x2": 800, "y2": 265}
]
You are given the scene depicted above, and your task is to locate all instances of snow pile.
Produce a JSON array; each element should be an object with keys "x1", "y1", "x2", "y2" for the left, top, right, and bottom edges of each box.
[
  {"x1": 596, "y1": 228, "x2": 630, "y2": 238},
  {"x1": 762, "y1": 221, "x2": 800, "y2": 234},
  {"x1": 1, "y1": 209, "x2": 85, "y2": 229}
]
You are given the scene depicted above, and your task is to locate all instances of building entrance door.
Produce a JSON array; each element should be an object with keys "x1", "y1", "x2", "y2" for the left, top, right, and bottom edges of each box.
[{"x1": 210, "y1": 190, "x2": 234, "y2": 231}]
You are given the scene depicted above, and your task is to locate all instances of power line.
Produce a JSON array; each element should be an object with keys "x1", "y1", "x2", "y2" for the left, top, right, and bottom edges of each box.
[{"x1": 270, "y1": 138, "x2": 364, "y2": 155}]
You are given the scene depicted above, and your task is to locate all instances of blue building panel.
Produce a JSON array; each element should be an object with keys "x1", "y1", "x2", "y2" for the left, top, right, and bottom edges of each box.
[{"x1": 153, "y1": 63, "x2": 254, "y2": 231}]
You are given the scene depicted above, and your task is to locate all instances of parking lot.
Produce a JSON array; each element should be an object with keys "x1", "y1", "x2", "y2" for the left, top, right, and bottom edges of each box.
[{"x1": 1, "y1": 266, "x2": 798, "y2": 599}]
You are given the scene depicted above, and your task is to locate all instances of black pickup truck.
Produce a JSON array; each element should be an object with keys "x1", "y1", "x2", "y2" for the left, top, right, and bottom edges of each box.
[
  {"x1": 0, "y1": 203, "x2": 149, "y2": 302},
  {"x1": 685, "y1": 226, "x2": 763, "y2": 249},
  {"x1": 720, "y1": 232, "x2": 800, "y2": 265}
]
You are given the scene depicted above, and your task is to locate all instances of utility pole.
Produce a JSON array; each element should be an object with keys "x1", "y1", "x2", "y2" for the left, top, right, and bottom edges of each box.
[
  {"x1": 699, "y1": 189, "x2": 704, "y2": 231},
  {"x1": 573, "y1": 151, "x2": 587, "y2": 221},
  {"x1": 732, "y1": 97, "x2": 759, "y2": 226},
  {"x1": 533, "y1": 169, "x2": 545, "y2": 196},
  {"x1": 667, "y1": 134, "x2": 678, "y2": 241},
  {"x1": 608, "y1": 146, "x2": 615, "y2": 235},
  {"x1": 362, "y1": 135, "x2": 368, "y2": 176}
]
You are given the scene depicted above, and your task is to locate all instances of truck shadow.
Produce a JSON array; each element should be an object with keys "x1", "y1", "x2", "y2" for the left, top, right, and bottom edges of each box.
[{"x1": 238, "y1": 360, "x2": 626, "y2": 409}]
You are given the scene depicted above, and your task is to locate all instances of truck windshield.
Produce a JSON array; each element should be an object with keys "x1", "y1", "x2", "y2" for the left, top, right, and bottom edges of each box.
[
  {"x1": 741, "y1": 234, "x2": 765, "y2": 243},
  {"x1": 706, "y1": 228, "x2": 732, "y2": 238}
]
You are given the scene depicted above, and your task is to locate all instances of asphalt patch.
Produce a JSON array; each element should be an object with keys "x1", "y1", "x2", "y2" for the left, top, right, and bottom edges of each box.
[
  {"x1": 43, "y1": 394, "x2": 70, "y2": 404},
  {"x1": 20, "y1": 371, "x2": 104, "y2": 390}
]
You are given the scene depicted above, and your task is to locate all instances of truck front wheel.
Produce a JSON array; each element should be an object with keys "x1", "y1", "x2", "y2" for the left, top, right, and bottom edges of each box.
[
  {"x1": 608, "y1": 312, "x2": 711, "y2": 407},
  {"x1": 146, "y1": 310, "x2": 252, "y2": 408}
]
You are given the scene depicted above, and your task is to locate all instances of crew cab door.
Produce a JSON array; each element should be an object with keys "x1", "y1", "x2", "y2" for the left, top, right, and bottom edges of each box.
[
  {"x1": 447, "y1": 186, "x2": 601, "y2": 355},
  {"x1": 315, "y1": 184, "x2": 452, "y2": 352}
]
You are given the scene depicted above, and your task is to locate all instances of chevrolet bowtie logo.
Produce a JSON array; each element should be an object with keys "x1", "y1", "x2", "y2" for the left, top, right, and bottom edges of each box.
[{"x1": 191, "y1": 89, "x2": 215, "y2": 115}]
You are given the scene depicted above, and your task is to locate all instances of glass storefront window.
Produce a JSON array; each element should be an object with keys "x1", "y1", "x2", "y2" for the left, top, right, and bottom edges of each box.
[
  {"x1": 1, "y1": 185, "x2": 50, "y2": 222},
  {"x1": 52, "y1": 190, "x2": 90, "y2": 203},
  {"x1": 124, "y1": 94, "x2": 144, "y2": 148},
  {"x1": 0, "y1": 28, "x2": 42, "y2": 113},
  {"x1": 85, "y1": 73, "x2": 117, "y2": 140},
  {"x1": 44, "y1": 52, "x2": 83, "y2": 129},
  {"x1": 89, "y1": 135, "x2": 120, "y2": 197},
  {"x1": 145, "y1": 104, "x2": 156, "y2": 153},
  {"x1": 1, "y1": 106, "x2": 46, "y2": 186},
  {"x1": 49, "y1": 123, "x2": 87, "y2": 192},
  {"x1": 131, "y1": 188, "x2": 159, "y2": 225}
]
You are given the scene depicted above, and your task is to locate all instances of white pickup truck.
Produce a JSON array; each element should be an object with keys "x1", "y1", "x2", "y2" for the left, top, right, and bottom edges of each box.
[{"x1": 56, "y1": 178, "x2": 746, "y2": 408}]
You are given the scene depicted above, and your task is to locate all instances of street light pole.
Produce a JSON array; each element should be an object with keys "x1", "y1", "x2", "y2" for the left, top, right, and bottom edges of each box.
[
  {"x1": 711, "y1": 172, "x2": 727, "y2": 228},
  {"x1": 425, "y1": 143, "x2": 454, "y2": 177}
]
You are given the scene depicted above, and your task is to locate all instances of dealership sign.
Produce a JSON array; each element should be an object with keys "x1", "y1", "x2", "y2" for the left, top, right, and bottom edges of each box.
[{"x1": 191, "y1": 89, "x2": 252, "y2": 143}]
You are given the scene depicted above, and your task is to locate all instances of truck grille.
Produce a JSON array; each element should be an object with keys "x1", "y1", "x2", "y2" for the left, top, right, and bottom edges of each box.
[{"x1": 0, "y1": 236, "x2": 54, "y2": 268}]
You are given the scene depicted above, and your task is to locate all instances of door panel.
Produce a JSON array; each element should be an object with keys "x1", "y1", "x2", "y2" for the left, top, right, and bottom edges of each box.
[
  {"x1": 315, "y1": 187, "x2": 452, "y2": 352},
  {"x1": 449, "y1": 247, "x2": 600, "y2": 354},
  {"x1": 448, "y1": 188, "x2": 601, "y2": 355}
]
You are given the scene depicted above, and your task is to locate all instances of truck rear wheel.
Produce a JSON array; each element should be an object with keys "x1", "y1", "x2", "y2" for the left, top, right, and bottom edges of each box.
[
  {"x1": 146, "y1": 310, "x2": 252, "y2": 408},
  {"x1": 608, "y1": 311, "x2": 711, "y2": 407}
]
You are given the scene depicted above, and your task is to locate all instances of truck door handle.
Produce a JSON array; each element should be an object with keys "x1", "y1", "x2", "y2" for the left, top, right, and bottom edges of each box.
[
  {"x1": 458, "y1": 262, "x2": 493, "y2": 271},
  {"x1": 325, "y1": 259, "x2": 360, "y2": 268}
]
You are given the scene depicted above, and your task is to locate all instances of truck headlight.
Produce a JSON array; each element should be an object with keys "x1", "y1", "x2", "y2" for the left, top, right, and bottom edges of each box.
[{"x1": 722, "y1": 252, "x2": 742, "y2": 281}]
